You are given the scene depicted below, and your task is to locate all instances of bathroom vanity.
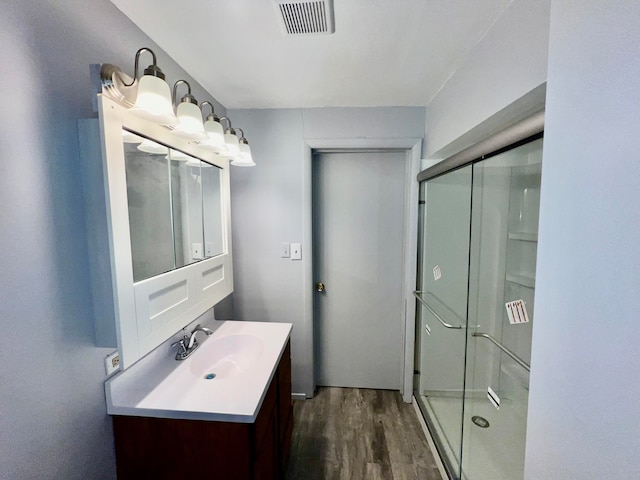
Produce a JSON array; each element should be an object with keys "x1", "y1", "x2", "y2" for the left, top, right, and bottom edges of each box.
[
  {"x1": 81, "y1": 63, "x2": 293, "y2": 479},
  {"x1": 106, "y1": 321, "x2": 293, "y2": 479}
]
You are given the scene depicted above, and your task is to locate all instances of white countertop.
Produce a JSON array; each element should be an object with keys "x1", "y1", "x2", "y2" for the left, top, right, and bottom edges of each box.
[{"x1": 105, "y1": 320, "x2": 292, "y2": 423}]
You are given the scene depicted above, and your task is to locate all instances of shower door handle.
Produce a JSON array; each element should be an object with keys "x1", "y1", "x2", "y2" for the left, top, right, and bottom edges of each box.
[
  {"x1": 472, "y1": 332, "x2": 531, "y2": 372},
  {"x1": 315, "y1": 282, "x2": 326, "y2": 292},
  {"x1": 412, "y1": 291, "x2": 464, "y2": 329}
]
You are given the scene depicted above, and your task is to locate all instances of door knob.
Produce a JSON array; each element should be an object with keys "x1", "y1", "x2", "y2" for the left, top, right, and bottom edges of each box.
[{"x1": 315, "y1": 282, "x2": 325, "y2": 292}]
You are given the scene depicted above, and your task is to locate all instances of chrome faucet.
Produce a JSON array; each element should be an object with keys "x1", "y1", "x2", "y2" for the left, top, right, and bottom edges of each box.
[
  {"x1": 171, "y1": 324, "x2": 213, "y2": 360},
  {"x1": 188, "y1": 324, "x2": 213, "y2": 349}
]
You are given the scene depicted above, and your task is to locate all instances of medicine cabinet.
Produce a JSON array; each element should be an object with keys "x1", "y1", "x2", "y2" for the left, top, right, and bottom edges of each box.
[{"x1": 79, "y1": 95, "x2": 233, "y2": 370}]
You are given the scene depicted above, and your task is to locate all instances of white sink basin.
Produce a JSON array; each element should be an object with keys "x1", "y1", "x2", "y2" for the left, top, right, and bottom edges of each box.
[
  {"x1": 190, "y1": 334, "x2": 264, "y2": 380},
  {"x1": 105, "y1": 320, "x2": 292, "y2": 422}
]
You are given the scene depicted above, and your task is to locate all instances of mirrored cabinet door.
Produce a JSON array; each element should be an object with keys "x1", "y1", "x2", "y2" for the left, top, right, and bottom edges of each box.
[
  {"x1": 123, "y1": 141, "x2": 174, "y2": 282},
  {"x1": 169, "y1": 150, "x2": 204, "y2": 268},
  {"x1": 122, "y1": 134, "x2": 226, "y2": 282},
  {"x1": 202, "y1": 164, "x2": 224, "y2": 258}
]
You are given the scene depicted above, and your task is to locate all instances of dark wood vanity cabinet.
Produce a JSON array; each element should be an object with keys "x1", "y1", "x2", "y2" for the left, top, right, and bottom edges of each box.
[{"x1": 112, "y1": 341, "x2": 293, "y2": 479}]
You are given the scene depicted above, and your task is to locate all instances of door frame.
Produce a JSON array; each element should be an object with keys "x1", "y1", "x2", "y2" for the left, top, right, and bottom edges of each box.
[{"x1": 302, "y1": 137, "x2": 422, "y2": 401}]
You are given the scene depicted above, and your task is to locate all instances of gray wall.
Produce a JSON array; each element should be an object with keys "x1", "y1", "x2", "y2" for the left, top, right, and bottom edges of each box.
[
  {"x1": 0, "y1": 1, "x2": 224, "y2": 478},
  {"x1": 425, "y1": 0, "x2": 550, "y2": 158},
  {"x1": 226, "y1": 107, "x2": 425, "y2": 396},
  {"x1": 525, "y1": 1, "x2": 640, "y2": 478}
]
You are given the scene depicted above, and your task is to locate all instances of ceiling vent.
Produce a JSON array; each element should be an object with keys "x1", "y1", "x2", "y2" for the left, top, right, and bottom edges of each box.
[{"x1": 275, "y1": 0, "x2": 335, "y2": 35}]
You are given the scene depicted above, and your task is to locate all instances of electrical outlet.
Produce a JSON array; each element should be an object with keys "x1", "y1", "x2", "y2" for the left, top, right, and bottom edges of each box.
[{"x1": 105, "y1": 351, "x2": 120, "y2": 376}]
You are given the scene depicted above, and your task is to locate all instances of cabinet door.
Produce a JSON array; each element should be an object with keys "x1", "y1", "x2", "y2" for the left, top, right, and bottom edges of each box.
[
  {"x1": 112, "y1": 416, "x2": 252, "y2": 479},
  {"x1": 254, "y1": 404, "x2": 279, "y2": 480}
]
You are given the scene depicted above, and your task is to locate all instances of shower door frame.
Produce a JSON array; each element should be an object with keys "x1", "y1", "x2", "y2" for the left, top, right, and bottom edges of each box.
[{"x1": 413, "y1": 111, "x2": 545, "y2": 480}]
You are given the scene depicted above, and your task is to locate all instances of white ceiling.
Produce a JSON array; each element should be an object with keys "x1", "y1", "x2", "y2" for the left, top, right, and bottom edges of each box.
[{"x1": 110, "y1": 0, "x2": 513, "y2": 109}]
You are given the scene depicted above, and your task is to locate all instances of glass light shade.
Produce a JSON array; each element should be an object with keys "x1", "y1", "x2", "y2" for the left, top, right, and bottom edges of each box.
[
  {"x1": 224, "y1": 132, "x2": 240, "y2": 154},
  {"x1": 173, "y1": 102, "x2": 207, "y2": 140},
  {"x1": 129, "y1": 75, "x2": 177, "y2": 126},
  {"x1": 232, "y1": 143, "x2": 256, "y2": 167},
  {"x1": 200, "y1": 119, "x2": 227, "y2": 153},
  {"x1": 239, "y1": 142, "x2": 252, "y2": 159},
  {"x1": 137, "y1": 139, "x2": 168, "y2": 154},
  {"x1": 122, "y1": 130, "x2": 143, "y2": 143}
]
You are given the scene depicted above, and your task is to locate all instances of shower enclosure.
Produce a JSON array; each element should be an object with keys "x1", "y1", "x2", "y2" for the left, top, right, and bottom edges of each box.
[{"x1": 413, "y1": 131, "x2": 543, "y2": 480}]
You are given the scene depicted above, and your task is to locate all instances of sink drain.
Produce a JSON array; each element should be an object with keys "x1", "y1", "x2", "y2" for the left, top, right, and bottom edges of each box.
[
  {"x1": 204, "y1": 373, "x2": 216, "y2": 380},
  {"x1": 471, "y1": 416, "x2": 490, "y2": 428}
]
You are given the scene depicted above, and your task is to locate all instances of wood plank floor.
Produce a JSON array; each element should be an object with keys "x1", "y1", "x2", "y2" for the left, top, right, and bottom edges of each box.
[{"x1": 285, "y1": 387, "x2": 442, "y2": 480}]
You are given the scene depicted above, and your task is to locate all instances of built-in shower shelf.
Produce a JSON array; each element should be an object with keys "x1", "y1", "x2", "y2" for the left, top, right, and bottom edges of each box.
[
  {"x1": 508, "y1": 232, "x2": 538, "y2": 242},
  {"x1": 506, "y1": 273, "x2": 536, "y2": 288}
]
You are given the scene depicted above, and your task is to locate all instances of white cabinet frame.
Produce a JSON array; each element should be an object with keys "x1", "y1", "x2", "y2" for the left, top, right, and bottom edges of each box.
[{"x1": 83, "y1": 95, "x2": 233, "y2": 369}]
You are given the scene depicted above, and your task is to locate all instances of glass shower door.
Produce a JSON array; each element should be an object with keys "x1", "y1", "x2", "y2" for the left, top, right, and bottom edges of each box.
[
  {"x1": 461, "y1": 139, "x2": 542, "y2": 480},
  {"x1": 414, "y1": 165, "x2": 472, "y2": 478}
]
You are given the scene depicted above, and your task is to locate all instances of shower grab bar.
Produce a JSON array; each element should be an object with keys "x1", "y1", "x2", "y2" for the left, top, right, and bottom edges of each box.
[
  {"x1": 472, "y1": 332, "x2": 531, "y2": 372},
  {"x1": 412, "y1": 291, "x2": 464, "y2": 330}
]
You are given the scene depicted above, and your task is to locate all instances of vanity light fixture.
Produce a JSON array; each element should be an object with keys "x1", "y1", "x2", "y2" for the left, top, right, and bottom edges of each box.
[
  {"x1": 219, "y1": 117, "x2": 240, "y2": 154},
  {"x1": 126, "y1": 48, "x2": 177, "y2": 126},
  {"x1": 172, "y1": 80, "x2": 207, "y2": 140},
  {"x1": 199, "y1": 101, "x2": 227, "y2": 153},
  {"x1": 232, "y1": 128, "x2": 256, "y2": 167},
  {"x1": 98, "y1": 48, "x2": 255, "y2": 173},
  {"x1": 98, "y1": 48, "x2": 177, "y2": 125}
]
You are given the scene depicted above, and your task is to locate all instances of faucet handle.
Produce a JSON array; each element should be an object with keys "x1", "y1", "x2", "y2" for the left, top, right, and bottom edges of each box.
[{"x1": 171, "y1": 337, "x2": 188, "y2": 355}]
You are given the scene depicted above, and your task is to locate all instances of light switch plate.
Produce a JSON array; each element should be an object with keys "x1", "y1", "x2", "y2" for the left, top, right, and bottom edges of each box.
[
  {"x1": 280, "y1": 243, "x2": 290, "y2": 258},
  {"x1": 192, "y1": 243, "x2": 203, "y2": 260},
  {"x1": 291, "y1": 243, "x2": 302, "y2": 260}
]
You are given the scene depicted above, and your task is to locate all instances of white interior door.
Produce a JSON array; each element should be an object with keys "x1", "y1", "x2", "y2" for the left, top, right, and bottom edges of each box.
[{"x1": 313, "y1": 150, "x2": 406, "y2": 389}]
